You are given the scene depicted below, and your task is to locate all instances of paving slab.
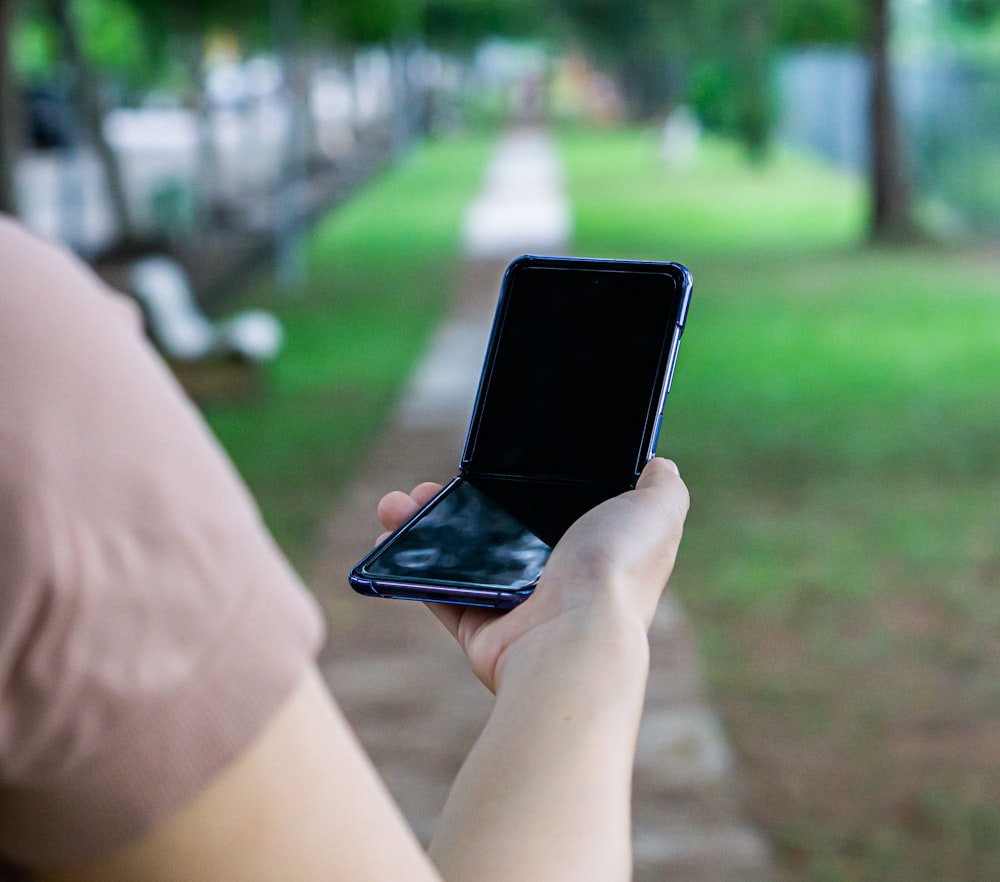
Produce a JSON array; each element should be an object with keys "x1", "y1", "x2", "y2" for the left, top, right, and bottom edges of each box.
[
  {"x1": 310, "y1": 131, "x2": 773, "y2": 881},
  {"x1": 462, "y1": 130, "x2": 571, "y2": 259}
]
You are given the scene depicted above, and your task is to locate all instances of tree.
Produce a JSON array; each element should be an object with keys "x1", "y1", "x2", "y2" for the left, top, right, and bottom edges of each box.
[
  {"x1": 777, "y1": 0, "x2": 916, "y2": 240},
  {"x1": 417, "y1": 0, "x2": 537, "y2": 49},
  {"x1": 544, "y1": 0, "x2": 691, "y2": 120},
  {"x1": 867, "y1": 0, "x2": 915, "y2": 241},
  {"x1": 305, "y1": 0, "x2": 412, "y2": 46},
  {"x1": 949, "y1": 0, "x2": 1000, "y2": 21},
  {"x1": 775, "y1": 0, "x2": 865, "y2": 43},
  {"x1": 545, "y1": 0, "x2": 779, "y2": 156},
  {"x1": 48, "y1": 0, "x2": 137, "y2": 241},
  {"x1": 690, "y1": 0, "x2": 777, "y2": 159}
]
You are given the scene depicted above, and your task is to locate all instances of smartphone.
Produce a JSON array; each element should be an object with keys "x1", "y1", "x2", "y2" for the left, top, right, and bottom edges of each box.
[{"x1": 350, "y1": 254, "x2": 692, "y2": 609}]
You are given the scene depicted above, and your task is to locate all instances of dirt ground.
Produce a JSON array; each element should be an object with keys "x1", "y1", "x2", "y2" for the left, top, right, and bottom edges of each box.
[{"x1": 712, "y1": 587, "x2": 1000, "y2": 881}]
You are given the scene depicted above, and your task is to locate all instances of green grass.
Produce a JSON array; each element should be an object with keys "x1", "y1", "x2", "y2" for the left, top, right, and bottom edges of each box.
[
  {"x1": 672, "y1": 250, "x2": 1000, "y2": 616},
  {"x1": 202, "y1": 136, "x2": 491, "y2": 562},
  {"x1": 560, "y1": 127, "x2": 1000, "y2": 607},
  {"x1": 561, "y1": 127, "x2": 1000, "y2": 882},
  {"x1": 561, "y1": 129, "x2": 866, "y2": 258}
]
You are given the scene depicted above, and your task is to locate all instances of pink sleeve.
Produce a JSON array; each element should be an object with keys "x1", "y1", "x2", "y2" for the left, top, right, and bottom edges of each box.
[{"x1": 0, "y1": 218, "x2": 326, "y2": 866}]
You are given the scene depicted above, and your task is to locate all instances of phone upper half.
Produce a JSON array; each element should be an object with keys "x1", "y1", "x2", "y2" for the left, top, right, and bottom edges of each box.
[{"x1": 461, "y1": 256, "x2": 692, "y2": 487}]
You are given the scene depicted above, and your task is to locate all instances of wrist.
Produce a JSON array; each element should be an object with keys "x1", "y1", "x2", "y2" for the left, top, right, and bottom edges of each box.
[
  {"x1": 495, "y1": 602, "x2": 651, "y2": 706},
  {"x1": 431, "y1": 607, "x2": 649, "y2": 882}
]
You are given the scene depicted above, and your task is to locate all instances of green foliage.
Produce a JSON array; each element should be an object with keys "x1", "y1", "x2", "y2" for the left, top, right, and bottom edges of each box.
[
  {"x1": 305, "y1": 0, "x2": 542, "y2": 49},
  {"x1": 305, "y1": 0, "x2": 414, "y2": 46},
  {"x1": 775, "y1": 0, "x2": 866, "y2": 45},
  {"x1": 950, "y1": 0, "x2": 1000, "y2": 24},
  {"x1": 11, "y1": 0, "x2": 164, "y2": 87},
  {"x1": 336, "y1": 0, "x2": 413, "y2": 44},
  {"x1": 419, "y1": 0, "x2": 538, "y2": 48},
  {"x1": 545, "y1": 1, "x2": 784, "y2": 144},
  {"x1": 10, "y1": 8, "x2": 58, "y2": 80},
  {"x1": 684, "y1": 34, "x2": 774, "y2": 159},
  {"x1": 933, "y1": 0, "x2": 1000, "y2": 60},
  {"x1": 546, "y1": 0, "x2": 695, "y2": 118},
  {"x1": 686, "y1": 61, "x2": 734, "y2": 132},
  {"x1": 73, "y1": 0, "x2": 147, "y2": 81},
  {"x1": 127, "y1": 0, "x2": 264, "y2": 36}
]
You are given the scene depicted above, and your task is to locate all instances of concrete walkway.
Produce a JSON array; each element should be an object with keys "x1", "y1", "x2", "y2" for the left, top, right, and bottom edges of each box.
[{"x1": 310, "y1": 130, "x2": 773, "y2": 881}]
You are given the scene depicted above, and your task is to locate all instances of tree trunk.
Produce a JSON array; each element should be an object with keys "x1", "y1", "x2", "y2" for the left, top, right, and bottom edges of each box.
[
  {"x1": 0, "y1": 0, "x2": 21, "y2": 216},
  {"x1": 735, "y1": 4, "x2": 772, "y2": 163},
  {"x1": 869, "y1": 0, "x2": 915, "y2": 241},
  {"x1": 49, "y1": 0, "x2": 136, "y2": 243}
]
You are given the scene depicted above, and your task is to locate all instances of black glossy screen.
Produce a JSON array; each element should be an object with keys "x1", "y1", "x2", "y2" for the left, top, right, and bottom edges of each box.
[
  {"x1": 363, "y1": 480, "x2": 552, "y2": 591},
  {"x1": 467, "y1": 265, "x2": 678, "y2": 482}
]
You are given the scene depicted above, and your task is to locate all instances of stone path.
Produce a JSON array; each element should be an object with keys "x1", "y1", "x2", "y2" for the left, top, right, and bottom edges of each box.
[{"x1": 310, "y1": 130, "x2": 773, "y2": 881}]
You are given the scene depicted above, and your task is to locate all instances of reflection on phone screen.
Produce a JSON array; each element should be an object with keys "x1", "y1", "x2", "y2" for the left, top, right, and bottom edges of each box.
[{"x1": 364, "y1": 481, "x2": 551, "y2": 591}]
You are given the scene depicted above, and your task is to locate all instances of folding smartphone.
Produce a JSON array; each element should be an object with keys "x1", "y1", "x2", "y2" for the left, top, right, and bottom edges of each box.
[{"x1": 349, "y1": 254, "x2": 692, "y2": 609}]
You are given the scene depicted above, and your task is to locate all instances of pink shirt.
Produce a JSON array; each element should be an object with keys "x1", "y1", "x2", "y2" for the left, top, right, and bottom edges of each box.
[{"x1": 0, "y1": 218, "x2": 325, "y2": 866}]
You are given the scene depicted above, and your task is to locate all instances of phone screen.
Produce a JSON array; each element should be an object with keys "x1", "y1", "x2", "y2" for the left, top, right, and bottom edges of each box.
[
  {"x1": 361, "y1": 480, "x2": 551, "y2": 591},
  {"x1": 361, "y1": 475, "x2": 617, "y2": 595},
  {"x1": 467, "y1": 266, "x2": 678, "y2": 483}
]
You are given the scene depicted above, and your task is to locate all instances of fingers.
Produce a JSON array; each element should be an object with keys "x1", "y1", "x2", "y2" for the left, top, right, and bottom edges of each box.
[
  {"x1": 425, "y1": 601, "x2": 462, "y2": 640},
  {"x1": 376, "y1": 490, "x2": 422, "y2": 532},
  {"x1": 423, "y1": 602, "x2": 505, "y2": 692},
  {"x1": 375, "y1": 482, "x2": 444, "y2": 533},
  {"x1": 410, "y1": 481, "x2": 443, "y2": 506},
  {"x1": 538, "y1": 457, "x2": 690, "y2": 622}
]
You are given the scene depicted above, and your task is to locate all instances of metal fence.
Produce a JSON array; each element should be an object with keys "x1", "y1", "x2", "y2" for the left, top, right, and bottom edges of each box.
[
  {"x1": 777, "y1": 47, "x2": 1000, "y2": 235},
  {"x1": 15, "y1": 45, "x2": 455, "y2": 256}
]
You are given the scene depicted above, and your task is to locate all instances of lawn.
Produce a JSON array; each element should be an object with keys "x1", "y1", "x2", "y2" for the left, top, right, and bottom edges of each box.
[
  {"x1": 202, "y1": 135, "x2": 491, "y2": 562},
  {"x1": 561, "y1": 128, "x2": 1000, "y2": 881}
]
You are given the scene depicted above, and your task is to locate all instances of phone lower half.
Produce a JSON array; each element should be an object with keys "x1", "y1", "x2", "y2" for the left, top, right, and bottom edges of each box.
[{"x1": 349, "y1": 475, "x2": 622, "y2": 608}]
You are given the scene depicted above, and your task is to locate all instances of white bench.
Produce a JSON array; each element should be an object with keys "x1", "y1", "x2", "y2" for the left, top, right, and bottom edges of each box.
[{"x1": 129, "y1": 256, "x2": 283, "y2": 364}]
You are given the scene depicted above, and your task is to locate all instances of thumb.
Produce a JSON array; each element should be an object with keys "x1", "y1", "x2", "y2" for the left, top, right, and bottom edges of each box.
[
  {"x1": 636, "y1": 457, "x2": 681, "y2": 488},
  {"x1": 633, "y1": 457, "x2": 690, "y2": 522}
]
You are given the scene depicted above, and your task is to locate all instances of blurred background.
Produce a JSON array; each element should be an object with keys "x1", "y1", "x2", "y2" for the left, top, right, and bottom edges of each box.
[{"x1": 2, "y1": 1, "x2": 1000, "y2": 879}]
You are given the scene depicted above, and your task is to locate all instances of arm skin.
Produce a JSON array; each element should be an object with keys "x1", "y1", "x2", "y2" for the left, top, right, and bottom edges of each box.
[{"x1": 33, "y1": 458, "x2": 688, "y2": 882}]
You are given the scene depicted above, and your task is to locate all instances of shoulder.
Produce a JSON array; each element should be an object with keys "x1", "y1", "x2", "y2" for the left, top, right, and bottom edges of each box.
[
  {"x1": 0, "y1": 216, "x2": 326, "y2": 867},
  {"x1": 0, "y1": 216, "x2": 141, "y2": 349}
]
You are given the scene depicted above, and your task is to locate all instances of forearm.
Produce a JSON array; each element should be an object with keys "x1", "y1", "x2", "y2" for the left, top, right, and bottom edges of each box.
[{"x1": 429, "y1": 611, "x2": 650, "y2": 882}]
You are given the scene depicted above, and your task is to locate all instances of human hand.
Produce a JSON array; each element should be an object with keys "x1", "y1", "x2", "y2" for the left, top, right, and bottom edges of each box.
[{"x1": 375, "y1": 458, "x2": 689, "y2": 694}]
